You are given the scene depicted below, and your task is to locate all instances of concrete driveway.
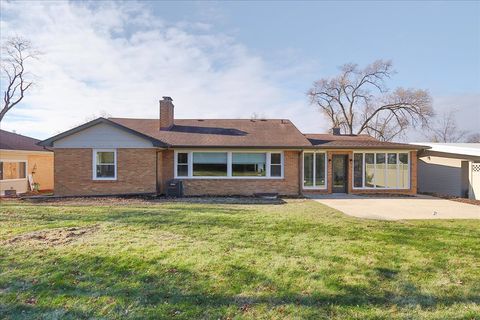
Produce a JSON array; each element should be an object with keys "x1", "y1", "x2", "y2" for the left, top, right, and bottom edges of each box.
[{"x1": 308, "y1": 194, "x2": 480, "y2": 220}]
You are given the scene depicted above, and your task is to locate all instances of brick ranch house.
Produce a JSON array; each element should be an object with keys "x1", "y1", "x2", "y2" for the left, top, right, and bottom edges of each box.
[{"x1": 38, "y1": 97, "x2": 426, "y2": 197}]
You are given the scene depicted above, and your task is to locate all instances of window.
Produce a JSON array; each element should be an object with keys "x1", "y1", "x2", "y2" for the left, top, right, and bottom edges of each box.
[
  {"x1": 353, "y1": 152, "x2": 410, "y2": 189},
  {"x1": 387, "y1": 153, "x2": 397, "y2": 188},
  {"x1": 193, "y1": 152, "x2": 227, "y2": 176},
  {"x1": 303, "y1": 152, "x2": 326, "y2": 189},
  {"x1": 177, "y1": 153, "x2": 189, "y2": 177},
  {"x1": 0, "y1": 161, "x2": 26, "y2": 180},
  {"x1": 303, "y1": 153, "x2": 314, "y2": 187},
  {"x1": 174, "y1": 151, "x2": 283, "y2": 179},
  {"x1": 365, "y1": 153, "x2": 375, "y2": 188},
  {"x1": 353, "y1": 153, "x2": 363, "y2": 188},
  {"x1": 93, "y1": 150, "x2": 116, "y2": 180},
  {"x1": 375, "y1": 153, "x2": 386, "y2": 188},
  {"x1": 399, "y1": 153, "x2": 409, "y2": 189},
  {"x1": 270, "y1": 153, "x2": 282, "y2": 177},
  {"x1": 232, "y1": 153, "x2": 266, "y2": 176},
  {"x1": 315, "y1": 153, "x2": 326, "y2": 187}
]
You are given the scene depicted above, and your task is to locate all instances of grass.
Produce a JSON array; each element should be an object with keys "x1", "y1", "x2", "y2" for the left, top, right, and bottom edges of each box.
[{"x1": 0, "y1": 199, "x2": 479, "y2": 319}]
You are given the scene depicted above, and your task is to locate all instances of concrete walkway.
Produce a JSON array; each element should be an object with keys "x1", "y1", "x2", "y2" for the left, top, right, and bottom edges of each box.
[{"x1": 308, "y1": 194, "x2": 480, "y2": 220}]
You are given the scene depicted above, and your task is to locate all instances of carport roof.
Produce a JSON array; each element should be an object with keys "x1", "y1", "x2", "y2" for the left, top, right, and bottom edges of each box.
[
  {"x1": 411, "y1": 142, "x2": 480, "y2": 157},
  {"x1": 306, "y1": 134, "x2": 428, "y2": 150}
]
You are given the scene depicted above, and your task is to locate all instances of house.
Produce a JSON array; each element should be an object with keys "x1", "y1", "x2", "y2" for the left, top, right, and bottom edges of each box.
[
  {"x1": 0, "y1": 129, "x2": 54, "y2": 196},
  {"x1": 412, "y1": 142, "x2": 480, "y2": 200},
  {"x1": 38, "y1": 97, "x2": 425, "y2": 197}
]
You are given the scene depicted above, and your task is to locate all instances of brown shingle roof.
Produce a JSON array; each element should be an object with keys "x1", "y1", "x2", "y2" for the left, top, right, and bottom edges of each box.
[
  {"x1": 109, "y1": 118, "x2": 312, "y2": 148},
  {"x1": 304, "y1": 134, "x2": 426, "y2": 149},
  {"x1": 38, "y1": 116, "x2": 426, "y2": 150},
  {"x1": 0, "y1": 129, "x2": 50, "y2": 152}
]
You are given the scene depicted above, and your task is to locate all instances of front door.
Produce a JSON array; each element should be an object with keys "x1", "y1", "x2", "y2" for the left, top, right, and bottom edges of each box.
[{"x1": 332, "y1": 155, "x2": 348, "y2": 193}]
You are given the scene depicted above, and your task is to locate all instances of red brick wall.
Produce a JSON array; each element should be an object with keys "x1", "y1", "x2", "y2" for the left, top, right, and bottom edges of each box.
[
  {"x1": 303, "y1": 150, "x2": 418, "y2": 195},
  {"x1": 159, "y1": 101, "x2": 174, "y2": 130},
  {"x1": 160, "y1": 150, "x2": 301, "y2": 196},
  {"x1": 54, "y1": 148, "x2": 157, "y2": 196},
  {"x1": 54, "y1": 147, "x2": 417, "y2": 197},
  {"x1": 157, "y1": 149, "x2": 174, "y2": 194}
]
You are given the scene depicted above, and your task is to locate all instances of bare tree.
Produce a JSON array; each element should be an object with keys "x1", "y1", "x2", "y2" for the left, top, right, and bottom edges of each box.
[
  {"x1": 466, "y1": 133, "x2": 480, "y2": 143},
  {"x1": 57, "y1": 111, "x2": 113, "y2": 134},
  {"x1": 250, "y1": 112, "x2": 267, "y2": 120},
  {"x1": 425, "y1": 109, "x2": 468, "y2": 143},
  {"x1": 1, "y1": 37, "x2": 39, "y2": 122},
  {"x1": 308, "y1": 60, "x2": 434, "y2": 141}
]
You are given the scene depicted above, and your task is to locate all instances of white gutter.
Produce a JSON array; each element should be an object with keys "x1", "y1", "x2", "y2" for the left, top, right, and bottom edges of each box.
[{"x1": 410, "y1": 142, "x2": 480, "y2": 157}]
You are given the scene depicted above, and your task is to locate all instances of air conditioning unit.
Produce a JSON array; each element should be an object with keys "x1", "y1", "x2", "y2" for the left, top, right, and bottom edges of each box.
[
  {"x1": 4, "y1": 189, "x2": 17, "y2": 197},
  {"x1": 166, "y1": 179, "x2": 184, "y2": 197}
]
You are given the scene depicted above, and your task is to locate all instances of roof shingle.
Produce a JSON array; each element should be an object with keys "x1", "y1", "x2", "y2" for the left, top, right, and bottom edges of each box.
[
  {"x1": 304, "y1": 134, "x2": 426, "y2": 149},
  {"x1": 38, "y1": 116, "x2": 426, "y2": 150},
  {"x1": 109, "y1": 118, "x2": 313, "y2": 148},
  {"x1": 0, "y1": 129, "x2": 50, "y2": 152}
]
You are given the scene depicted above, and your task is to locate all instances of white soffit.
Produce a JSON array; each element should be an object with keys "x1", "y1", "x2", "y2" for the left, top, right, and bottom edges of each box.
[{"x1": 411, "y1": 143, "x2": 480, "y2": 157}]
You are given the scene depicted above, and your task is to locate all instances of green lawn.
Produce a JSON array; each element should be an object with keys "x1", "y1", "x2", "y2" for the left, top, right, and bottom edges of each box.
[{"x1": 0, "y1": 199, "x2": 479, "y2": 319}]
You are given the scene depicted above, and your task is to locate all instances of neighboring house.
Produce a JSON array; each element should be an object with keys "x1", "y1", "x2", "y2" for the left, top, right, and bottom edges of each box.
[
  {"x1": 38, "y1": 97, "x2": 425, "y2": 197},
  {"x1": 412, "y1": 142, "x2": 480, "y2": 200},
  {"x1": 0, "y1": 129, "x2": 54, "y2": 196}
]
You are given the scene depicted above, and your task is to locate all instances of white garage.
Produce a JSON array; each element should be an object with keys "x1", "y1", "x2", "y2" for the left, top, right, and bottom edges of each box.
[{"x1": 412, "y1": 143, "x2": 480, "y2": 200}]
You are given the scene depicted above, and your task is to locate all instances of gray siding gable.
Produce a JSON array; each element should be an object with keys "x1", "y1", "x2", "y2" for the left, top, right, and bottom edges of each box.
[{"x1": 53, "y1": 122, "x2": 155, "y2": 148}]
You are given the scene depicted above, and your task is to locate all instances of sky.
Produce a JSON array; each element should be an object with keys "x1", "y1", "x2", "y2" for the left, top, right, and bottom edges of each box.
[{"x1": 0, "y1": 0, "x2": 479, "y2": 141}]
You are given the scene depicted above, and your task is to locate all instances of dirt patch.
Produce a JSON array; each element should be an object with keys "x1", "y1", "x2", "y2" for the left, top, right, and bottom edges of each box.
[
  {"x1": 4, "y1": 225, "x2": 98, "y2": 246},
  {"x1": 420, "y1": 192, "x2": 480, "y2": 206},
  {"x1": 358, "y1": 193, "x2": 416, "y2": 198}
]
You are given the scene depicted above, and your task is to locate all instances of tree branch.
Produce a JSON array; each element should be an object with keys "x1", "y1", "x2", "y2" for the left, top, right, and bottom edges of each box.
[{"x1": 1, "y1": 37, "x2": 38, "y2": 122}]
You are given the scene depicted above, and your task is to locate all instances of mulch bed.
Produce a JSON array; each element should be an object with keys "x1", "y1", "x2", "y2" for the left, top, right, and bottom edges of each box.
[
  {"x1": 358, "y1": 193, "x2": 416, "y2": 198},
  {"x1": 420, "y1": 192, "x2": 480, "y2": 206},
  {"x1": 15, "y1": 195, "x2": 289, "y2": 206}
]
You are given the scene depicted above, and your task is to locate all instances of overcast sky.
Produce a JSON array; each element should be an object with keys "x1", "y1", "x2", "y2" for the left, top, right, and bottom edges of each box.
[{"x1": 1, "y1": 1, "x2": 479, "y2": 141}]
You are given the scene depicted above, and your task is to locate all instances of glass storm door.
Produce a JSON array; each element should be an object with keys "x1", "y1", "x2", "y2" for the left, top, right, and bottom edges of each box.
[{"x1": 332, "y1": 155, "x2": 348, "y2": 193}]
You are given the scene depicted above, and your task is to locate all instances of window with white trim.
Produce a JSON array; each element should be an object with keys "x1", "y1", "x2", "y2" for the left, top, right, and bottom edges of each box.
[
  {"x1": 232, "y1": 153, "x2": 266, "y2": 177},
  {"x1": 270, "y1": 153, "x2": 282, "y2": 177},
  {"x1": 398, "y1": 153, "x2": 409, "y2": 189},
  {"x1": 303, "y1": 152, "x2": 326, "y2": 189},
  {"x1": 0, "y1": 161, "x2": 27, "y2": 180},
  {"x1": 353, "y1": 152, "x2": 409, "y2": 189},
  {"x1": 93, "y1": 149, "x2": 116, "y2": 180},
  {"x1": 193, "y1": 152, "x2": 228, "y2": 176},
  {"x1": 174, "y1": 151, "x2": 284, "y2": 179},
  {"x1": 177, "y1": 152, "x2": 189, "y2": 177}
]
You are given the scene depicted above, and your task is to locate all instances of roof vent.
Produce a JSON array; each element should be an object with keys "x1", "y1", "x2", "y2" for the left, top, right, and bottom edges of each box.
[{"x1": 281, "y1": 120, "x2": 289, "y2": 124}]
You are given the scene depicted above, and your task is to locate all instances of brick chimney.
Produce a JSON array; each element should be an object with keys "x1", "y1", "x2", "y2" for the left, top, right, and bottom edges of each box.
[{"x1": 160, "y1": 96, "x2": 174, "y2": 130}]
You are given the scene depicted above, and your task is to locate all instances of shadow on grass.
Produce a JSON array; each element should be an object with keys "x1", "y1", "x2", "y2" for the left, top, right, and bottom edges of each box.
[
  {"x1": 3, "y1": 203, "x2": 479, "y2": 260},
  {"x1": 1, "y1": 205, "x2": 346, "y2": 238},
  {"x1": 1, "y1": 252, "x2": 479, "y2": 319},
  {"x1": 21, "y1": 196, "x2": 288, "y2": 206}
]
